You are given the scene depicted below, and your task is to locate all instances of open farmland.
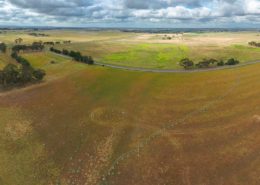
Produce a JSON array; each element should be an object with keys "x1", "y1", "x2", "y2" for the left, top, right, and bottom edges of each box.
[
  {"x1": 0, "y1": 34, "x2": 260, "y2": 185},
  {"x1": 1, "y1": 30, "x2": 260, "y2": 69}
]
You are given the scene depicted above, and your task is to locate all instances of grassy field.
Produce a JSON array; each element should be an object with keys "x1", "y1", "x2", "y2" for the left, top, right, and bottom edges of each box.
[
  {"x1": 0, "y1": 48, "x2": 259, "y2": 184},
  {"x1": 0, "y1": 30, "x2": 260, "y2": 185}
]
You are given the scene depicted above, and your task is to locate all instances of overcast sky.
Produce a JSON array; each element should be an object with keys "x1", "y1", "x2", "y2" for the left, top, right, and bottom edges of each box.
[{"x1": 0, "y1": 0, "x2": 259, "y2": 28}]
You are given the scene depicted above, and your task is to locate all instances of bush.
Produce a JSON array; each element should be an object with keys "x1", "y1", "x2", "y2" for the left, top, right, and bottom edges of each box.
[
  {"x1": 196, "y1": 59, "x2": 210, "y2": 68},
  {"x1": 179, "y1": 58, "x2": 194, "y2": 69},
  {"x1": 62, "y1": 49, "x2": 69, "y2": 55},
  {"x1": 225, "y1": 58, "x2": 239, "y2": 65},
  {"x1": 33, "y1": 69, "x2": 46, "y2": 80},
  {"x1": 217, "y1": 60, "x2": 225, "y2": 66}
]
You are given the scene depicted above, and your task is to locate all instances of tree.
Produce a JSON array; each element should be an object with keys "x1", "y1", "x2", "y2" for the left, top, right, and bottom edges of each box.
[
  {"x1": 226, "y1": 58, "x2": 239, "y2": 65},
  {"x1": 0, "y1": 71, "x2": 4, "y2": 84},
  {"x1": 179, "y1": 58, "x2": 194, "y2": 69},
  {"x1": 0, "y1": 43, "x2": 7, "y2": 53},
  {"x1": 88, "y1": 56, "x2": 94, "y2": 65},
  {"x1": 3, "y1": 64, "x2": 20, "y2": 84},
  {"x1": 196, "y1": 59, "x2": 210, "y2": 68},
  {"x1": 15, "y1": 38, "x2": 23, "y2": 44},
  {"x1": 208, "y1": 58, "x2": 218, "y2": 64},
  {"x1": 11, "y1": 52, "x2": 18, "y2": 59},
  {"x1": 217, "y1": 60, "x2": 225, "y2": 66},
  {"x1": 19, "y1": 65, "x2": 34, "y2": 84},
  {"x1": 33, "y1": 69, "x2": 46, "y2": 80},
  {"x1": 62, "y1": 49, "x2": 69, "y2": 55}
]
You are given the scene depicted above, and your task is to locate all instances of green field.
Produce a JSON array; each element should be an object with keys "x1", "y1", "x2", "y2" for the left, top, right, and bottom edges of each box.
[{"x1": 0, "y1": 30, "x2": 260, "y2": 185}]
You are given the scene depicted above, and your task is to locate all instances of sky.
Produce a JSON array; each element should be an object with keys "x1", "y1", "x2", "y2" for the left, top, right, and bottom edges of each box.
[{"x1": 0, "y1": 0, "x2": 259, "y2": 28}]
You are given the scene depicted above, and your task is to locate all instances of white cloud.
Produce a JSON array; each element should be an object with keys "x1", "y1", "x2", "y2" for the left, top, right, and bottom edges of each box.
[{"x1": 0, "y1": 0, "x2": 258, "y2": 27}]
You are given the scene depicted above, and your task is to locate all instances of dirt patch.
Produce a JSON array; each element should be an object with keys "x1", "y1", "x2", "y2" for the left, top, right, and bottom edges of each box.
[
  {"x1": 252, "y1": 115, "x2": 260, "y2": 123},
  {"x1": 4, "y1": 120, "x2": 32, "y2": 141},
  {"x1": 83, "y1": 131, "x2": 115, "y2": 185},
  {"x1": 90, "y1": 107, "x2": 127, "y2": 126},
  {"x1": 0, "y1": 107, "x2": 33, "y2": 141}
]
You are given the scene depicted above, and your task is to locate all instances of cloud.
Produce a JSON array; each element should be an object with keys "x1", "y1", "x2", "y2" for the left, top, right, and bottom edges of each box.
[{"x1": 0, "y1": 0, "x2": 259, "y2": 27}]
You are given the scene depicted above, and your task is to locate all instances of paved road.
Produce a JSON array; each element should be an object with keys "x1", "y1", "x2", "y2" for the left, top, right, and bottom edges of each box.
[{"x1": 95, "y1": 60, "x2": 260, "y2": 73}]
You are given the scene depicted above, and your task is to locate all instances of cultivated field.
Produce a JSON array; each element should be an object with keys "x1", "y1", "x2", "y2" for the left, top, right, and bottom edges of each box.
[{"x1": 0, "y1": 30, "x2": 259, "y2": 185}]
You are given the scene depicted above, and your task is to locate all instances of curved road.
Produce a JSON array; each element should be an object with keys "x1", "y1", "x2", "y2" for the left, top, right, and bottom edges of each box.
[
  {"x1": 50, "y1": 51, "x2": 260, "y2": 73},
  {"x1": 95, "y1": 60, "x2": 260, "y2": 73}
]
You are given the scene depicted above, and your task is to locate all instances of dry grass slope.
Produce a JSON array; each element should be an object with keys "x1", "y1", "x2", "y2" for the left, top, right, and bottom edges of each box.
[
  {"x1": 0, "y1": 31, "x2": 259, "y2": 185},
  {"x1": 0, "y1": 49, "x2": 259, "y2": 184}
]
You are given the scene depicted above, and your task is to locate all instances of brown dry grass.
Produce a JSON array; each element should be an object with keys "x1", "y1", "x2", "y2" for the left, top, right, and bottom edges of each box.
[{"x1": 0, "y1": 46, "x2": 259, "y2": 185}]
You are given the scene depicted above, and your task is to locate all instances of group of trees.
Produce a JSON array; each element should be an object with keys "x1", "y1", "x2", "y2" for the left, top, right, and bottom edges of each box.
[
  {"x1": 248, "y1": 41, "x2": 260, "y2": 47},
  {"x1": 12, "y1": 42, "x2": 44, "y2": 53},
  {"x1": 43, "y1": 42, "x2": 55, "y2": 45},
  {"x1": 28, "y1": 33, "x2": 49, "y2": 37},
  {"x1": 15, "y1": 38, "x2": 23, "y2": 44},
  {"x1": 50, "y1": 47, "x2": 94, "y2": 65},
  {"x1": 0, "y1": 53, "x2": 46, "y2": 87},
  {"x1": 0, "y1": 43, "x2": 7, "y2": 53},
  {"x1": 180, "y1": 58, "x2": 240, "y2": 69},
  {"x1": 43, "y1": 41, "x2": 67, "y2": 45},
  {"x1": 63, "y1": 40, "x2": 71, "y2": 44}
]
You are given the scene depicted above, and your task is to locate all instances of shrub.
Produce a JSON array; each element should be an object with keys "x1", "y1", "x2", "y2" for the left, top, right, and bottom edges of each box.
[
  {"x1": 196, "y1": 59, "x2": 211, "y2": 68},
  {"x1": 225, "y1": 58, "x2": 239, "y2": 65},
  {"x1": 179, "y1": 58, "x2": 194, "y2": 69},
  {"x1": 217, "y1": 60, "x2": 225, "y2": 66},
  {"x1": 33, "y1": 69, "x2": 46, "y2": 80}
]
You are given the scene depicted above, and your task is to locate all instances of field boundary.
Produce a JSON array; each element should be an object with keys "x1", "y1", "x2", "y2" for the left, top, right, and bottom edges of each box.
[{"x1": 95, "y1": 60, "x2": 260, "y2": 73}]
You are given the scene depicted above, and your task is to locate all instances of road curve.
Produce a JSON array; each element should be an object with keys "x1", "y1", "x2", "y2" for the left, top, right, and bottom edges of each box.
[
  {"x1": 50, "y1": 51, "x2": 260, "y2": 73},
  {"x1": 95, "y1": 60, "x2": 260, "y2": 73}
]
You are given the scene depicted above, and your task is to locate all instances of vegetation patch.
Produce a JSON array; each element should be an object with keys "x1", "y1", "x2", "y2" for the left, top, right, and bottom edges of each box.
[
  {"x1": 50, "y1": 47, "x2": 94, "y2": 65},
  {"x1": 90, "y1": 107, "x2": 127, "y2": 126},
  {"x1": 0, "y1": 43, "x2": 46, "y2": 89},
  {"x1": 179, "y1": 58, "x2": 240, "y2": 69},
  {"x1": 249, "y1": 41, "x2": 260, "y2": 47},
  {"x1": 104, "y1": 43, "x2": 189, "y2": 69}
]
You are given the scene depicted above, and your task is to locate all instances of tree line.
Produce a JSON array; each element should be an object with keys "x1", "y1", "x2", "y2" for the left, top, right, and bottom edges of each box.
[
  {"x1": 248, "y1": 41, "x2": 260, "y2": 47},
  {"x1": 43, "y1": 41, "x2": 68, "y2": 45},
  {"x1": 50, "y1": 47, "x2": 94, "y2": 65},
  {"x1": 180, "y1": 58, "x2": 240, "y2": 69},
  {"x1": 12, "y1": 42, "x2": 45, "y2": 53},
  {"x1": 0, "y1": 52, "x2": 46, "y2": 87},
  {"x1": 28, "y1": 33, "x2": 49, "y2": 37}
]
